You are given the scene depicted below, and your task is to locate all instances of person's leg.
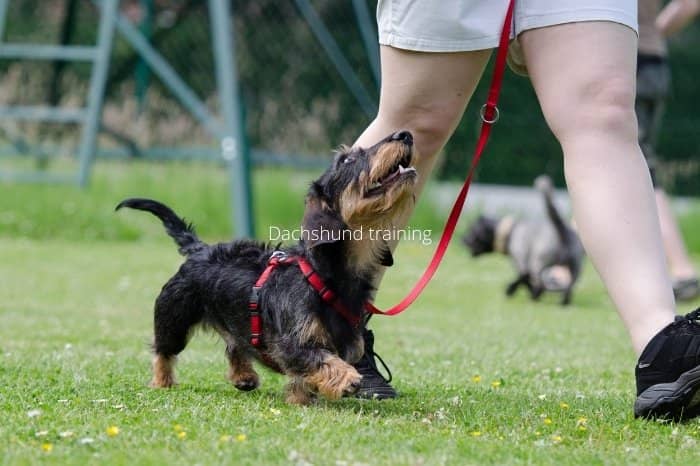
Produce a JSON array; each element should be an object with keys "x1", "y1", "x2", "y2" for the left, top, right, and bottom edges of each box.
[
  {"x1": 636, "y1": 59, "x2": 699, "y2": 298},
  {"x1": 352, "y1": 46, "x2": 491, "y2": 398},
  {"x1": 519, "y1": 21, "x2": 675, "y2": 355},
  {"x1": 356, "y1": 46, "x2": 491, "y2": 201},
  {"x1": 655, "y1": 188, "x2": 698, "y2": 284},
  {"x1": 522, "y1": 21, "x2": 700, "y2": 420}
]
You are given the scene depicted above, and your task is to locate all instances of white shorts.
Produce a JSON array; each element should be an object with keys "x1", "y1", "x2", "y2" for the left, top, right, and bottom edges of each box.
[{"x1": 377, "y1": 0, "x2": 637, "y2": 52}]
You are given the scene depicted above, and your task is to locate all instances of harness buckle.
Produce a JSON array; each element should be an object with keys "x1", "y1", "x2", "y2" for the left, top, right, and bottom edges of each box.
[
  {"x1": 269, "y1": 250, "x2": 288, "y2": 263},
  {"x1": 248, "y1": 286, "x2": 260, "y2": 308}
]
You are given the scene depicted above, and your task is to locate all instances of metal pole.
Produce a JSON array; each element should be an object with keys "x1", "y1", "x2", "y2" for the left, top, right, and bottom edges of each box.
[
  {"x1": 351, "y1": 0, "x2": 380, "y2": 89},
  {"x1": 77, "y1": 0, "x2": 119, "y2": 186},
  {"x1": 0, "y1": 0, "x2": 8, "y2": 42},
  {"x1": 135, "y1": 0, "x2": 153, "y2": 113},
  {"x1": 209, "y1": 0, "x2": 254, "y2": 238}
]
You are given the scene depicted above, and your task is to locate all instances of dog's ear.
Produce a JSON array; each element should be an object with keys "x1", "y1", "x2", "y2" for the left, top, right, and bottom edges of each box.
[{"x1": 302, "y1": 186, "x2": 348, "y2": 248}]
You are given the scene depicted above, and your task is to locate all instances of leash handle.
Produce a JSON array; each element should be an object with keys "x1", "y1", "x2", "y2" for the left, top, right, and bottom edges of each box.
[{"x1": 366, "y1": 0, "x2": 515, "y2": 316}]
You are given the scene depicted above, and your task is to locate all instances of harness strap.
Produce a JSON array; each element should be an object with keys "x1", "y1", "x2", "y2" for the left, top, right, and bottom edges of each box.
[
  {"x1": 248, "y1": 253, "x2": 361, "y2": 347},
  {"x1": 365, "y1": 0, "x2": 515, "y2": 316}
]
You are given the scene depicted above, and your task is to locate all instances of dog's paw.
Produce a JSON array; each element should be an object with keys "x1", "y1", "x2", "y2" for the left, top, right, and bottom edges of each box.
[
  {"x1": 149, "y1": 375, "x2": 177, "y2": 388},
  {"x1": 233, "y1": 376, "x2": 260, "y2": 392}
]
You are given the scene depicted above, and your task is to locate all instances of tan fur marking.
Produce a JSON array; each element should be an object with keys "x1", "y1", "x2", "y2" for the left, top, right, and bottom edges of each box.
[
  {"x1": 150, "y1": 354, "x2": 176, "y2": 388},
  {"x1": 227, "y1": 355, "x2": 260, "y2": 390},
  {"x1": 297, "y1": 317, "x2": 332, "y2": 347}
]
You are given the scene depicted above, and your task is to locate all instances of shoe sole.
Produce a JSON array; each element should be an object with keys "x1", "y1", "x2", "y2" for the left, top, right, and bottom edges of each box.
[{"x1": 634, "y1": 364, "x2": 700, "y2": 420}]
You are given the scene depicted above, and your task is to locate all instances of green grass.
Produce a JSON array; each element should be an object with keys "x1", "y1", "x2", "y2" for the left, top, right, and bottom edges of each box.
[{"x1": 2, "y1": 160, "x2": 700, "y2": 465}]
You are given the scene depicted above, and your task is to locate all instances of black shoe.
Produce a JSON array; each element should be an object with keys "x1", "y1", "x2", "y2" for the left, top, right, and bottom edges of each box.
[
  {"x1": 634, "y1": 308, "x2": 700, "y2": 420},
  {"x1": 673, "y1": 278, "x2": 700, "y2": 302},
  {"x1": 353, "y1": 329, "x2": 397, "y2": 400}
]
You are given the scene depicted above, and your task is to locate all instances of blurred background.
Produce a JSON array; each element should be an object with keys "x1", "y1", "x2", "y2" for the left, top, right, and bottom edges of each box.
[{"x1": 0, "y1": 0, "x2": 699, "y2": 245}]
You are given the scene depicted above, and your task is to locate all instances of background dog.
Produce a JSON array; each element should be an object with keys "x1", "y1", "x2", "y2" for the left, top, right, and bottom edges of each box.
[
  {"x1": 462, "y1": 175, "x2": 584, "y2": 305},
  {"x1": 117, "y1": 131, "x2": 417, "y2": 404}
]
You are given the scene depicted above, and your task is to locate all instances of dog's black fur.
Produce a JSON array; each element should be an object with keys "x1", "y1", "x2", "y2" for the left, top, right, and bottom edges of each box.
[
  {"x1": 116, "y1": 131, "x2": 417, "y2": 404},
  {"x1": 462, "y1": 175, "x2": 584, "y2": 305}
]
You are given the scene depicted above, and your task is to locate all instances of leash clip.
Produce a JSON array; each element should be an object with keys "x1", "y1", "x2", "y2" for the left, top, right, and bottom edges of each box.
[{"x1": 480, "y1": 104, "x2": 500, "y2": 124}]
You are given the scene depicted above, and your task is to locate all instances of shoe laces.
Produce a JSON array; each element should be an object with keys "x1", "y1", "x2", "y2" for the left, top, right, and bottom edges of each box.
[
  {"x1": 674, "y1": 308, "x2": 700, "y2": 325},
  {"x1": 360, "y1": 329, "x2": 393, "y2": 383}
]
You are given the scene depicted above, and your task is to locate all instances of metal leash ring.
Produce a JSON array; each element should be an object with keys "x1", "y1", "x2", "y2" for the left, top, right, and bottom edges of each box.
[{"x1": 479, "y1": 104, "x2": 500, "y2": 124}]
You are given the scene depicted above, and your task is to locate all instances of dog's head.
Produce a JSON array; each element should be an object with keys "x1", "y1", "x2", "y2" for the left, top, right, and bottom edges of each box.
[
  {"x1": 301, "y1": 131, "x2": 418, "y2": 252},
  {"x1": 462, "y1": 215, "x2": 498, "y2": 257}
]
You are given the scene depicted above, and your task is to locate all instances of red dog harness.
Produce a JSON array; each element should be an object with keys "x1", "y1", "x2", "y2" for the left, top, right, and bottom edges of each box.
[{"x1": 248, "y1": 251, "x2": 361, "y2": 347}]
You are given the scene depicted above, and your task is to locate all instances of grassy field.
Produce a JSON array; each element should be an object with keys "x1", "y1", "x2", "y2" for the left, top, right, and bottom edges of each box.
[{"x1": 2, "y1": 160, "x2": 700, "y2": 465}]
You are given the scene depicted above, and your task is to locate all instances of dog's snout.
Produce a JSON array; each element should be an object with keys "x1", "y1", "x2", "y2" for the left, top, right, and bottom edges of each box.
[{"x1": 391, "y1": 131, "x2": 413, "y2": 145}]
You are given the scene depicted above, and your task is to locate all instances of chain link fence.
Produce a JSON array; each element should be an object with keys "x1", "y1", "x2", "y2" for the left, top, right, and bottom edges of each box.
[{"x1": 1, "y1": 0, "x2": 699, "y2": 193}]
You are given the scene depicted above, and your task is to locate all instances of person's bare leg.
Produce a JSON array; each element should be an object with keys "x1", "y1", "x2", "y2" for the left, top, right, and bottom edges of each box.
[
  {"x1": 355, "y1": 46, "x2": 491, "y2": 221},
  {"x1": 354, "y1": 47, "x2": 490, "y2": 290},
  {"x1": 655, "y1": 188, "x2": 698, "y2": 280},
  {"x1": 520, "y1": 22, "x2": 675, "y2": 354}
]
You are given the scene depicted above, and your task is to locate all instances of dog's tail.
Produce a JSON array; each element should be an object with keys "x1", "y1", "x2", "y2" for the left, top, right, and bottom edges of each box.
[
  {"x1": 116, "y1": 198, "x2": 203, "y2": 255},
  {"x1": 534, "y1": 175, "x2": 570, "y2": 246}
]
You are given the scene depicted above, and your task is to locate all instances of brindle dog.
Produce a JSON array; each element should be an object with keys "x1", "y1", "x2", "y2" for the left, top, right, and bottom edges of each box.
[{"x1": 116, "y1": 131, "x2": 417, "y2": 404}]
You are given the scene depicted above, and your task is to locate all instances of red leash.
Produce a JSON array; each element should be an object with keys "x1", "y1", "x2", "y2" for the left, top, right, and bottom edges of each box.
[{"x1": 366, "y1": 0, "x2": 515, "y2": 316}]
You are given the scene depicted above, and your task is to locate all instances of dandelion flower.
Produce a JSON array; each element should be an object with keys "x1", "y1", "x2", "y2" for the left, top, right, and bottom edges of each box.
[
  {"x1": 235, "y1": 433, "x2": 247, "y2": 442},
  {"x1": 470, "y1": 431, "x2": 482, "y2": 437},
  {"x1": 177, "y1": 431, "x2": 186, "y2": 440},
  {"x1": 220, "y1": 435, "x2": 232, "y2": 443},
  {"x1": 551, "y1": 435, "x2": 563, "y2": 444},
  {"x1": 576, "y1": 417, "x2": 588, "y2": 427},
  {"x1": 472, "y1": 375, "x2": 482, "y2": 383},
  {"x1": 41, "y1": 443, "x2": 53, "y2": 453},
  {"x1": 559, "y1": 402, "x2": 569, "y2": 409},
  {"x1": 173, "y1": 424, "x2": 184, "y2": 432},
  {"x1": 543, "y1": 418, "x2": 553, "y2": 425},
  {"x1": 491, "y1": 380, "x2": 502, "y2": 389},
  {"x1": 106, "y1": 426, "x2": 120, "y2": 437}
]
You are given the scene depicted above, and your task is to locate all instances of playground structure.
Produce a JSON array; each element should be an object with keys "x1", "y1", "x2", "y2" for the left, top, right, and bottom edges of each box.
[{"x1": 0, "y1": 0, "x2": 381, "y2": 237}]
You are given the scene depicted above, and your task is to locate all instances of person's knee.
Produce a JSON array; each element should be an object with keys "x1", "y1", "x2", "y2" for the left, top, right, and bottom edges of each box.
[{"x1": 545, "y1": 75, "x2": 638, "y2": 143}]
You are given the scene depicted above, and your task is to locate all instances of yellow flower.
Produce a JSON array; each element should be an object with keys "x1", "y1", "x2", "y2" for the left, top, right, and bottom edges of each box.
[
  {"x1": 235, "y1": 433, "x2": 247, "y2": 442},
  {"x1": 472, "y1": 375, "x2": 482, "y2": 383},
  {"x1": 220, "y1": 435, "x2": 232, "y2": 443},
  {"x1": 576, "y1": 417, "x2": 588, "y2": 427},
  {"x1": 578, "y1": 425, "x2": 588, "y2": 432},
  {"x1": 491, "y1": 380, "x2": 502, "y2": 389},
  {"x1": 106, "y1": 426, "x2": 120, "y2": 437},
  {"x1": 551, "y1": 435, "x2": 563, "y2": 444},
  {"x1": 469, "y1": 431, "x2": 482, "y2": 437},
  {"x1": 41, "y1": 443, "x2": 53, "y2": 453},
  {"x1": 559, "y1": 402, "x2": 569, "y2": 409},
  {"x1": 177, "y1": 431, "x2": 186, "y2": 439},
  {"x1": 173, "y1": 424, "x2": 184, "y2": 432},
  {"x1": 543, "y1": 418, "x2": 553, "y2": 425}
]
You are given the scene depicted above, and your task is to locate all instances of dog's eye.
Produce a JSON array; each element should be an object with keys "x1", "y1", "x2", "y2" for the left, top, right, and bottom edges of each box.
[{"x1": 343, "y1": 156, "x2": 355, "y2": 164}]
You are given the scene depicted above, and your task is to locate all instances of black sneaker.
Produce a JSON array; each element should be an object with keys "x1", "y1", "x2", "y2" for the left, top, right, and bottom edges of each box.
[
  {"x1": 634, "y1": 308, "x2": 700, "y2": 420},
  {"x1": 353, "y1": 329, "x2": 397, "y2": 400}
]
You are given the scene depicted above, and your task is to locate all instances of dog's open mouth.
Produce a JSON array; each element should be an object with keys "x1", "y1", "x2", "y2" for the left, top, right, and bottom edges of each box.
[{"x1": 366, "y1": 151, "x2": 416, "y2": 197}]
